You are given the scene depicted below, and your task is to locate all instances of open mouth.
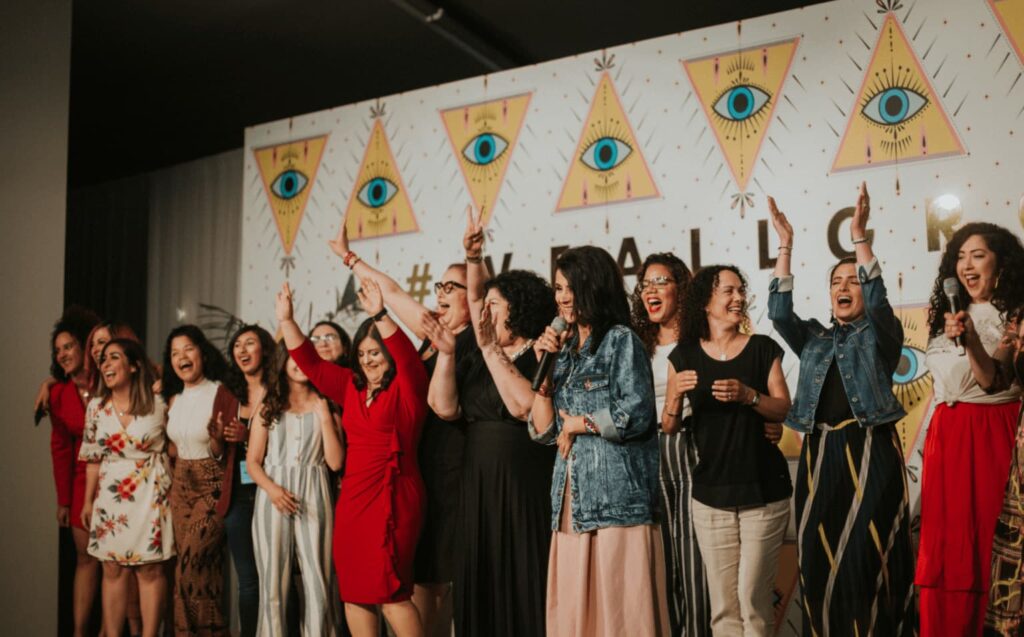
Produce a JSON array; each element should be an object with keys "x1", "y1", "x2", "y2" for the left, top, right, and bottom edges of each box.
[
  {"x1": 645, "y1": 297, "x2": 663, "y2": 313},
  {"x1": 239, "y1": 355, "x2": 252, "y2": 365},
  {"x1": 964, "y1": 274, "x2": 980, "y2": 287},
  {"x1": 103, "y1": 370, "x2": 116, "y2": 380},
  {"x1": 177, "y1": 361, "x2": 194, "y2": 373},
  {"x1": 727, "y1": 305, "x2": 744, "y2": 315},
  {"x1": 836, "y1": 295, "x2": 852, "y2": 309},
  {"x1": 437, "y1": 302, "x2": 450, "y2": 313}
]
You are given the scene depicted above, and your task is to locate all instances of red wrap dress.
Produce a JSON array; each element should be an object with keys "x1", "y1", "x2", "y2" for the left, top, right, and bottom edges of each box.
[{"x1": 50, "y1": 380, "x2": 88, "y2": 530}]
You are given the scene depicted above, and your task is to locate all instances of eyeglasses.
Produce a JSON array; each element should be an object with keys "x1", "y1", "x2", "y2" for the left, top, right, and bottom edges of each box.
[
  {"x1": 310, "y1": 334, "x2": 339, "y2": 344},
  {"x1": 638, "y1": 276, "x2": 675, "y2": 292},
  {"x1": 434, "y1": 281, "x2": 467, "y2": 294}
]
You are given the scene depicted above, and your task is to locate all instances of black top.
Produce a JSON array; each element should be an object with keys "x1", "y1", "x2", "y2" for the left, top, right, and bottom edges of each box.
[
  {"x1": 420, "y1": 325, "x2": 478, "y2": 376},
  {"x1": 457, "y1": 344, "x2": 539, "y2": 425},
  {"x1": 813, "y1": 361, "x2": 855, "y2": 426},
  {"x1": 668, "y1": 334, "x2": 792, "y2": 508}
]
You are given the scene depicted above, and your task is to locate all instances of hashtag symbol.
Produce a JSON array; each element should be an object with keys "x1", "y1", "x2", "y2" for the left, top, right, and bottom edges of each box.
[{"x1": 406, "y1": 263, "x2": 432, "y2": 304}]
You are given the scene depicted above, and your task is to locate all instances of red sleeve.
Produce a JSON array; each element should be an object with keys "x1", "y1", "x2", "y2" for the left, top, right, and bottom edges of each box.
[
  {"x1": 49, "y1": 385, "x2": 73, "y2": 507},
  {"x1": 289, "y1": 338, "x2": 352, "y2": 407},
  {"x1": 383, "y1": 329, "x2": 428, "y2": 419}
]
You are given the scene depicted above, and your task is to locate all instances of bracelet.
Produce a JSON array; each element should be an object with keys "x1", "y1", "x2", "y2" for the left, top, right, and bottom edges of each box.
[
  {"x1": 536, "y1": 384, "x2": 552, "y2": 398},
  {"x1": 583, "y1": 413, "x2": 600, "y2": 435},
  {"x1": 343, "y1": 251, "x2": 361, "y2": 268},
  {"x1": 665, "y1": 410, "x2": 679, "y2": 418},
  {"x1": 851, "y1": 236, "x2": 868, "y2": 245},
  {"x1": 778, "y1": 244, "x2": 792, "y2": 250},
  {"x1": 466, "y1": 254, "x2": 483, "y2": 264},
  {"x1": 370, "y1": 308, "x2": 388, "y2": 322}
]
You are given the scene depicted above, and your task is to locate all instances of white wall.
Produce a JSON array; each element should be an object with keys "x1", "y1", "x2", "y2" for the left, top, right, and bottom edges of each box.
[{"x1": 0, "y1": 0, "x2": 72, "y2": 632}]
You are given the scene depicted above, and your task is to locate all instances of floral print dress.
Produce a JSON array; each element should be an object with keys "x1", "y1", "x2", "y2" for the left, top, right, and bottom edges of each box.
[{"x1": 79, "y1": 396, "x2": 175, "y2": 564}]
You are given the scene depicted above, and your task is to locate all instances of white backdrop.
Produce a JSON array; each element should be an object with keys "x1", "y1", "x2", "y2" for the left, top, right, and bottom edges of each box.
[{"x1": 240, "y1": 0, "x2": 1024, "y2": 632}]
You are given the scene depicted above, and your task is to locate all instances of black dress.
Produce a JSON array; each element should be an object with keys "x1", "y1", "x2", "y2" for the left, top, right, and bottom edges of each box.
[
  {"x1": 454, "y1": 346, "x2": 555, "y2": 637},
  {"x1": 414, "y1": 327, "x2": 476, "y2": 584}
]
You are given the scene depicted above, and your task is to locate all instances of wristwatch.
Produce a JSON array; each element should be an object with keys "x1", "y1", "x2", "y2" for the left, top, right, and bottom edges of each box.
[{"x1": 749, "y1": 390, "x2": 761, "y2": 407}]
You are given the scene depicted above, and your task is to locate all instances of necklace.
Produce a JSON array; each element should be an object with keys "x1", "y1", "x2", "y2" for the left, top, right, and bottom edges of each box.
[
  {"x1": 507, "y1": 339, "x2": 535, "y2": 362},
  {"x1": 707, "y1": 334, "x2": 739, "y2": 361}
]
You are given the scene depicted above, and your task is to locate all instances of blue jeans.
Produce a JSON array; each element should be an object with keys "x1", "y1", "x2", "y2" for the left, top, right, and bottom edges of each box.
[{"x1": 224, "y1": 485, "x2": 259, "y2": 637}]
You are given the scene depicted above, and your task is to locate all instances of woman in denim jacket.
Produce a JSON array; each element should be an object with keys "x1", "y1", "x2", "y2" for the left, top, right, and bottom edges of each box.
[
  {"x1": 767, "y1": 183, "x2": 915, "y2": 637},
  {"x1": 529, "y1": 245, "x2": 668, "y2": 637}
]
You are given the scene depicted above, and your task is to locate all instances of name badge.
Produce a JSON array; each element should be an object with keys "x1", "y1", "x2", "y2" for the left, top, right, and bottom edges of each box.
[{"x1": 239, "y1": 460, "x2": 255, "y2": 485}]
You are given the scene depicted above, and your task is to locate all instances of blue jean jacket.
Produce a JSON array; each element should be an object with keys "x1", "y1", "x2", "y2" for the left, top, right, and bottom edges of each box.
[
  {"x1": 528, "y1": 324, "x2": 660, "y2": 533},
  {"x1": 767, "y1": 258, "x2": 906, "y2": 432}
]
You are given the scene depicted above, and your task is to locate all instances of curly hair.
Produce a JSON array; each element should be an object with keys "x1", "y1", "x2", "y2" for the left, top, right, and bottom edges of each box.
[
  {"x1": 630, "y1": 252, "x2": 693, "y2": 357},
  {"x1": 309, "y1": 320, "x2": 352, "y2": 366},
  {"x1": 482, "y1": 269, "x2": 557, "y2": 340},
  {"x1": 260, "y1": 346, "x2": 322, "y2": 426},
  {"x1": 927, "y1": 222, "x2": 1024, "y2": 337},
  {"x1": 160, "y1": 324, "x2": 228, "y2": 401},
  {"x1": 681, "y1": 265, "x2": 748, "y2": 343},
  {"x1": 349, "y1": 319, "x2": 397, "y2": 398},
  {"x1": 50, "y1": 306, "x2": 102, "y2": 382},
  {"x1": 96, "y1": 338, "x2": 158, "y2": 417},
  {"x1": 555, "y1": 246, "x2": 632, "y2": 353},
  {"x1": 223, "y1": 324, "x2": 277, "y2": 405}
]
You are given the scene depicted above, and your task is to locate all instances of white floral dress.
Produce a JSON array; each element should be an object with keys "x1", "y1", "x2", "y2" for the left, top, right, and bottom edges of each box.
[{"x1": 79, "y1": 396, "x2": 175, "y2": 564}]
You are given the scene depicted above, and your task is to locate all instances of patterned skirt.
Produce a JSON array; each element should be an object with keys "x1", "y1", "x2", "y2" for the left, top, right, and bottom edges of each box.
[
  {"x1": 986, "y1": 406, "x2": 1024, "y2": 636},
  {"x1": 658, "y1": 430, "x2": 711, "y2": 637},
  {"x1": 795, "y1": 420, "x2": 915, "y2": 637}
]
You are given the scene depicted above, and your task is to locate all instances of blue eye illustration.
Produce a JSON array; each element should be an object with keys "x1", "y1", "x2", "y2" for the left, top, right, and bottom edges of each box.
[
  {"x1": 462, "y1": 132, "x2": 509, "y2": 166},
  {"x1": 893, "y1": 345, "x2": 928, "y2": 385},
  {"x1": 712, "y1": 85, "x2": 771, "y2": 122},
  {"x1": 356, "y1": 177, "x2": 399, "y2": 208},
  {"x1": 580, "y1": 137, "x2": 632, "y2": 172},
  {"x1": 270, "y1": 170, "x2": 309, "y2": 200},
  {"x1": 862, "y1": 87, "x2": 928, "y2": 126}
]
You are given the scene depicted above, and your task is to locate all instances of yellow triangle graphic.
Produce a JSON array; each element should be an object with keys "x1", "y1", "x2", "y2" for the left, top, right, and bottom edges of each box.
[
  {"x1": 989, "y1": 0, "x2": 1024, "y2": 67},
  {"x1": 344, "y1": 120, "x2": 419, "y2": 241},
  {"x1": 253, "y1": 135, "x2": 328, "y2": 255},
  {"x1": 555, "y1": 73, "x2": 659, "y2": 211},
  {"x1": 832, "y1": 14, "x2": 965, "y2": 172},
  {"x1": 683, "y1": 38, "x2": 799, "y2": 192},
  {"x1": 892, "y1": 304, "x2": 933, "y2": 461},
  {"x1": 440, "y1": 93, "x2": 531, "y2": 226}
]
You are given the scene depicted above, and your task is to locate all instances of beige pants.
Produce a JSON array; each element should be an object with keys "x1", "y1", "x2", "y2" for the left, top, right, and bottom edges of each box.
[{"x1": 691, "y1": 498, "x2": 789, "y2": 637}]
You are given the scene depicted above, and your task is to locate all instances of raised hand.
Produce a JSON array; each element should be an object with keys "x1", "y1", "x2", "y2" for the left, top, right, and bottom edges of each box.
[
  {"x1": 851, "y1": 181, "x2": 870, "y2": 239},
  {"x1": 533, "y1": 324, "x2": 568, "y2": 362},
  {"x1": 275, "y1": 282, "x2": 295, "y2": 323},
  {"x1": 357, "y1": 278, "x2": 385, "y2": 316},
  {"x1": 421, "y1": 312, "x2": 456, "y2": 355},
  {"x1": 328, "y1": 214, "x2": 351, "y2": 258},
  {"x1": 767, "y1": 196, "x2": 793, "y2": 248},
  {"x1": 476, "y1": 304, "x2": 498, "y2": 348},
  {"x1": 463, "y1": 204, "x2": 485, "y2": 257}
]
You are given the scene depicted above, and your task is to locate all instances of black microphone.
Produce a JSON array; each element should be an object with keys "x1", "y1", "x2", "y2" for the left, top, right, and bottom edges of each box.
[
  {"x1": 532, "y1": 317, "x2": 569, "y2": 391},
  {"x1": 943, "y1": 277, "x2": 966, "y2": 356}
]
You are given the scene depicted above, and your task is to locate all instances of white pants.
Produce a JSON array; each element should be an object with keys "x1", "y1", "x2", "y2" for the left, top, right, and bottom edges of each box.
[{"x1": 691, "y1": 498, "x2": 790, "y2": 637}]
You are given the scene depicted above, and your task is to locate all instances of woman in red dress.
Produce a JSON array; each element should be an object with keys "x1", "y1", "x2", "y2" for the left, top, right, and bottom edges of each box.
[
  {"x1": 276, "y1": 278, "x2": 428, "y2": 637},
  {"x1": 48, "y1": 307, "x2": 101, "y2": 637}
]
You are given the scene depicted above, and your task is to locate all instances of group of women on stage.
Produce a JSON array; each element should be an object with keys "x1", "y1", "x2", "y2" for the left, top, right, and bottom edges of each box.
[{"x1": 43, "y1": 181, "x2": 1024, "y2": 636}]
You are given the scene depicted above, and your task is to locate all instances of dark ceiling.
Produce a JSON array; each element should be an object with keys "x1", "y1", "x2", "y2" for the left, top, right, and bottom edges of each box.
[{"x1": 68, "y1": 0, "x2": 829, "y2": 188}]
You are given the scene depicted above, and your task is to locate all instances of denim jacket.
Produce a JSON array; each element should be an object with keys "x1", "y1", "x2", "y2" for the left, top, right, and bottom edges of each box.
[
  {"x1": 767, "y1": 258, "x2": 906, "y2": 432},
  {"x1": 528, "y1": 324, "x2": 660, "y2": 533}
]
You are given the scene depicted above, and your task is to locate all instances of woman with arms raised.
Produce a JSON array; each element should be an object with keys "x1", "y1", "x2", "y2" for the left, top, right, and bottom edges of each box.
[{"x1": 277, "y1": 278, "x2": 428, "y2": 637}]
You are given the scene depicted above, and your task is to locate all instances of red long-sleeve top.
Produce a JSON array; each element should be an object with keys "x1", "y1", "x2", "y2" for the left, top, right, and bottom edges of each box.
[{"x1": 49, "y1": 380, "x2": 86, "y2": 508}]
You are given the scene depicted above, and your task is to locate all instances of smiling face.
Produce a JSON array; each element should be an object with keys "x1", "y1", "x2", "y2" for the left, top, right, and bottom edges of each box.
[
  {"x1": 957, "y1": 234, "x2": 999, "y2": 303},
  {"x1": 484, "y1": 287, "x2": 515, "y2": 346},
  {"x1": 705, "y1": 269, "x2": 747, "y2": 328},
  {"x1": 435, "y1": 266, "x2": 470, "y2": 330},
  {"x1": 553, "y1": 269, "x2": 577, "y2": 325},
  {"x1": 641, "y1": 263, "x2": 679, "y2": 327},
  {"x1": 357, "y1": 335, "x2": 390, "y2": 388},
  {"x1": 311, "y1": 324, "x2": 345, "y2": 362},
  {"x1": 90, "y1": 326, "x2": 112, "y2": 365},
  {"x1": 100, "y1": 343, "x2": 134, "y2": 391},
  {"x1": 232, "y1": 330, "x2": 264, "y2": 376},
  {"x1": 170, "y1": 335, "x2": 205, "y2": 385},
  {"x1": 830, "y1": 262, "x2": 865, "y2": 323},
  {"x1": 54, "y1": 332, "x2": 85, "y2": 377}
]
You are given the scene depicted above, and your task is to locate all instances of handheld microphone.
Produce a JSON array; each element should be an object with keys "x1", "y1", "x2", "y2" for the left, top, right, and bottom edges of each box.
[
  {"x1": 532, "y1": 316, "x2": 569, "y2": 391},
  {"x1": 943, "y1": 277, "x2": 966, "y2": 356}
]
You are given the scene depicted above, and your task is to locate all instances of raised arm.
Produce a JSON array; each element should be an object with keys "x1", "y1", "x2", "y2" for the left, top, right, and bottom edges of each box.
[
  {"x1": 478, "y1": 309, "x2": 537, "y2": 421},
  {"x1": 463, "y1": 205, "x2": 491, "y2": 334},
  {"x1": 329, "y1": 216, "x2": 431, "y2": 340},
  {"x1": 422, "y1": 314, "x2": 461, "y2": 421},
  {"x1": 766, "y1": 196, "x2": 810, "y2": 356},
  {"x1": 278, "y1": 283, "x2": 351, "y2": 406}
]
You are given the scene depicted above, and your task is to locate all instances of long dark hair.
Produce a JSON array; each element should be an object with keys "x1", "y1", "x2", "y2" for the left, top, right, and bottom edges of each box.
[
  {"x1": 483, "y1": 270, "x2": 557, "y2": 339},
  {"x1": 555, "y1": 246, "x2": 631, "y2": 353},
  {"x1": 681, "y1": 265, "x2": 748, "y2": 343},
  {"x1": 349, "y1": 319, "x2": 397, "y2": 397},
  {"x1": 83, "y1": 321, "x2": 142, "y2": 393},
  {"x1": 160, "y1": 324, "x2": 228, "y2": 401},
  {"x1": 223, "y1": 324, "x2": 277, "y2": 404},
  {"x1": 310, "y1": 320, "x2": 352, "y2": 366},
  {"x1": 630, "y1": 252, "x2": 692, "y2": 357},
  {"x1": 260, "y1": 346, "x2": 322, "y2": 426},
  {"x1": 928, "y1": 222, "x2": 1024, "y2": 337},
  {"x1": 50, "y1": 306, "x2": 101, "y2": 382},
  {"x1": 96, "y1": 339, "x2": 158, "y2": 417}
]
